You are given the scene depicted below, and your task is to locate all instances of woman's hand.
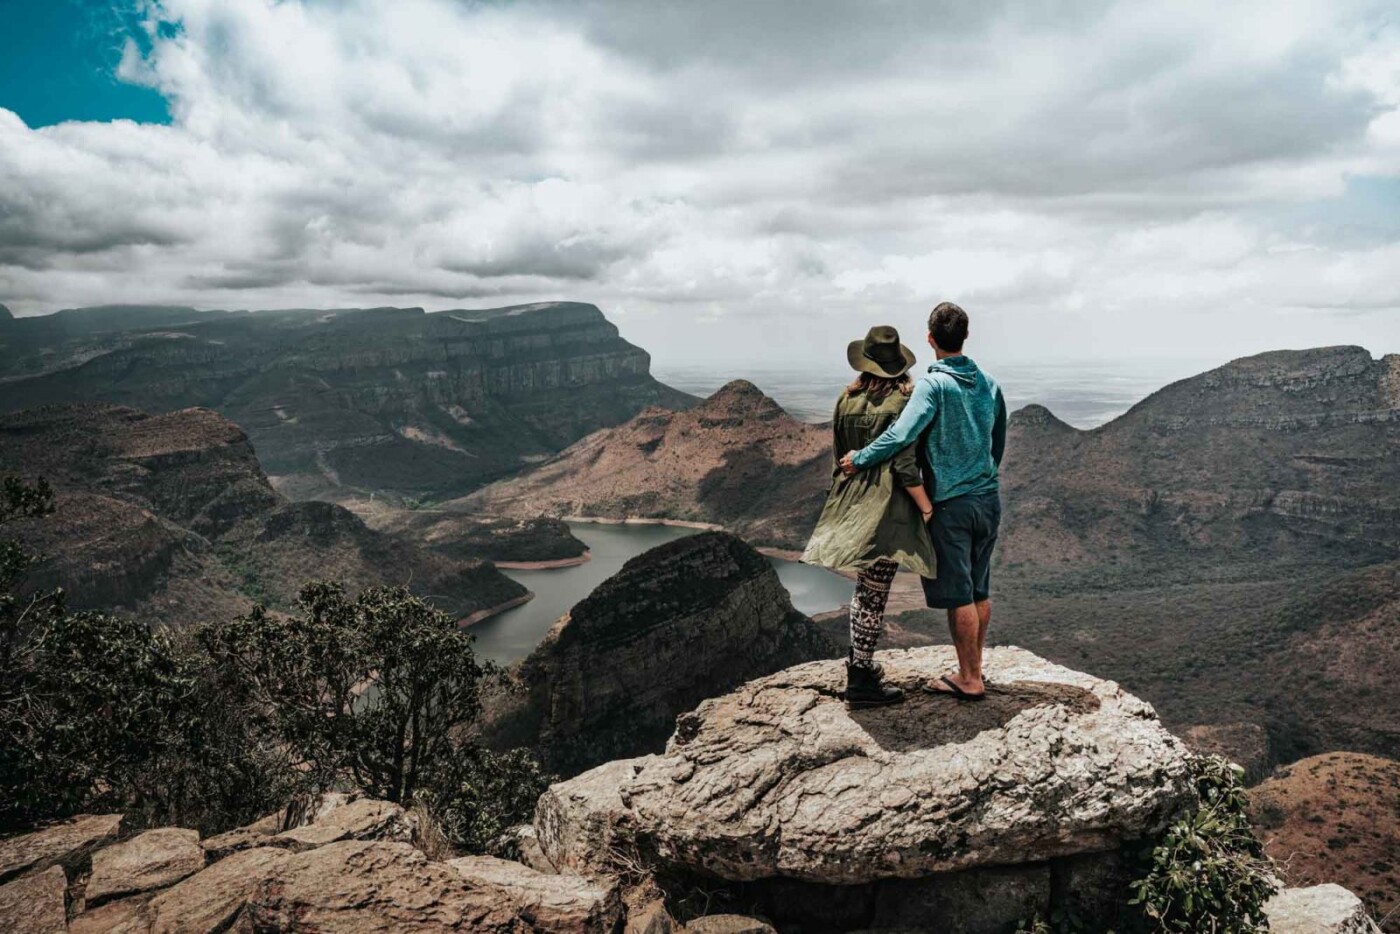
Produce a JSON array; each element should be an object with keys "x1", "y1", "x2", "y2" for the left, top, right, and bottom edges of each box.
[{"x1": 920, "y1": 506, "x2": 934, "y2": 524}]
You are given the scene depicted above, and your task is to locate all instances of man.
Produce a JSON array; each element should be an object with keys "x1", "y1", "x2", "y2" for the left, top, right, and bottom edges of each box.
[{"x1": 840, "y1": 302, "x2": 1006, "y2": 700}]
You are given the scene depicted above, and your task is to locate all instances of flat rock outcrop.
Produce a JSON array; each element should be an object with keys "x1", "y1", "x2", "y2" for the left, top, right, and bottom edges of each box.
[
  {"x1": 483, "y1": 531, "x2": 840, "y2": 775},
  {"x1": 85, "y1": 827, "x2": 204, "y2": 906},
  {"x1": 0, "y1": 812, "x2": 124, "y2": 884},
  {"x1": 537, "y1": 646, "x2": 1193, "y2": 884},
  {"x1": 0, "y1": 864, "x2": 67, "y2": 933},
  {"x1": 450, "y1": 855, "x2": 623, "y2": 932},
  {"x1": 246, "y1": 840, "x2": 528, "y2": 933},
  {"x1": 1266, "y1": 884, "x2": 1382, "y2": 933}
]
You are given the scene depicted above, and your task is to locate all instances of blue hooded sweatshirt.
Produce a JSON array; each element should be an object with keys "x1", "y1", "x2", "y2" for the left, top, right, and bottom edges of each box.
[{"x1": 851, "y1": 355, "x2": 1006, "y2": 503}]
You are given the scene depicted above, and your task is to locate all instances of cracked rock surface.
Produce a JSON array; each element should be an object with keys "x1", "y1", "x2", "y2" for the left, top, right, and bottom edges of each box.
[{"x1": 537, "y1": 646, "x2": 1194, "y2": 884}]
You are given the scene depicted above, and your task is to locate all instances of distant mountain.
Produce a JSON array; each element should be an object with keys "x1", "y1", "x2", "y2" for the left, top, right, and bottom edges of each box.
[
  {"x1": 0, "y1": 302, "x2": 696, "y2": 500},
  {"x1": 1000, "y1": 346, "x2": 1400, "y2": 585},
  {"x1": 463, "y1": 379, "x2": 831, "y2": 549},
  {"x1": 0, "y1": 403, "x2": 527, "y2": 626}
]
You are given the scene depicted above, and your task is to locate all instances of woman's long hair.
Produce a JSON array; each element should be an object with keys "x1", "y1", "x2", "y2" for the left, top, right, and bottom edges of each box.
[{"x1": 846, "y1": 371, "x2": 913, "y2": 402}]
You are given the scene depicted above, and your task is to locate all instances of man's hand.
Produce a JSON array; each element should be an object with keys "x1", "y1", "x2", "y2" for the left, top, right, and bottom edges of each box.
[{"x1": 839, "y1": 451, "x2": 859, "y2": 476}]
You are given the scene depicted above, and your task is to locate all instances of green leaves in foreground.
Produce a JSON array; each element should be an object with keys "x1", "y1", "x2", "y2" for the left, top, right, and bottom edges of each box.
[
  {"x1": 1018, "y1": 755, "x2": 1276, "y2": 933},
  {"x1": 1127, "y1": 755, "x2": 1276, "y2": 933}
]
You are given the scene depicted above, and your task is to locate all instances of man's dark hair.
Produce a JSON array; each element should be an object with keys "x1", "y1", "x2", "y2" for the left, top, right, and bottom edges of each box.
[{"x1": 928, "y1": 302, "x2": 969, "y2": 353}]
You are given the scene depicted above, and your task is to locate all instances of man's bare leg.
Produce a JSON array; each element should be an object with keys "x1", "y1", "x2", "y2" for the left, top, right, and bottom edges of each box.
[
  {"x1": 976, "y1": 598, "x2": 991, "y2": 657},
  {"x1": 939, "y1": 603, "x2": 984, "y2": 695}
]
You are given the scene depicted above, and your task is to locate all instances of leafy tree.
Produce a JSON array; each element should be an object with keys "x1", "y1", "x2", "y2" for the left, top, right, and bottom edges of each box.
[
  {"x1": 419, "y1": 745, "x2": 551, "y2": 853},
  {"x1": 0, "y1": 476, "x2": 289, "y2": 832},
  {"x1": 200, "y1": 581, "x2": 548, "y2": 849},
  {"x1": 2, "y1": 476, "x2": 544, "y2": 850},
  {"x1": 202, "y1": 582, "x2": 492, "y2": 804}
]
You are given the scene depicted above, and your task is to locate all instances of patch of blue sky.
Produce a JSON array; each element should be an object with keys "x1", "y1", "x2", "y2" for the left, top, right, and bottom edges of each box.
[
  {"x1": 0, "y1": 0, "x2": 171, "y2": 127},
  {"x1": 1265, "y1": 174, "x2": 1400, "y2": 248}
]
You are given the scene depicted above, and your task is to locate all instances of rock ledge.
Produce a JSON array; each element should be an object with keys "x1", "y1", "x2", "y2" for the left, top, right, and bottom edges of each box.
[{"x1": 537, "y1": 646, "x2": 1194, "y2": 884}]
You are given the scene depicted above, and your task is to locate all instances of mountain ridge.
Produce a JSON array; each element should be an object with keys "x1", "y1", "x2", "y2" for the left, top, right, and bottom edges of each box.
[
  {"x1": 0, "y1": 301, "x2": 698, "y2": 500},
  {"x1": 0, "y1": 402, "x2": 527, "y2": 626}
]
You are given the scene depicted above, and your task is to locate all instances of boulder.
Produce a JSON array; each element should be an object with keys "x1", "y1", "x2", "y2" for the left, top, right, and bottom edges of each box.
[
  {"x1": 199, "y1": 811, "x2": 282, "y2": 860},
  {"x1": 1265, "y1": 884, "x2": 1381, "y2": 934},
  {"x1": 0, "y1": 812, "x2": 123, "y2": 883},
  {"x1": 537, "y1": 646, "x2": 1194, "y2": 885},
  {"x1": 625, "y1": 898, "x2": 679, "y2": 934},
  {"x1": 0, "y1": 864, "x2": 67, "y2": 933},
  {"x1": 246, "y1": 840, "x2": 526, "y2": 932},
  {"x1": 143, "y1": 845, "x2": 291, "y2": 933},
  {"x1": 497, "y1": 823, "x2": 558, "y2": 874},
  {"x1": 449, "y1": 855, "x2": 622, "y2": 933},
  {"x1": 271, "y1": 796, "x2": 415, "y2": 851},
  {"x1": 86, "y1": 827, "x2": 205, "y2": 906},
  {"x1": 69, "y1": 895, "x2": 151, "y2": 934}
]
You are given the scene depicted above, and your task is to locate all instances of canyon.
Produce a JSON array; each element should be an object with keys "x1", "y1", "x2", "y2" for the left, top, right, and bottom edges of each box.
[{"x1": 0, "y1": 301, "x2": 696, "y2": 502}]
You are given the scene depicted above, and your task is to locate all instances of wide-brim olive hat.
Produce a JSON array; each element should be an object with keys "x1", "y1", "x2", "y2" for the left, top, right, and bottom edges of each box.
[{"x1": 847, "y1": 325, "x2": 916, "y2": 377}]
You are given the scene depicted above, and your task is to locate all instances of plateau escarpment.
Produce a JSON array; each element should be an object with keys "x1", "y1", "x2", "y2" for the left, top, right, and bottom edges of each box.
[
  {"x1": 0, "y1": 403, "x2": 526, "y2": 625},
  {"x1": 482, "y1": 531, "x2": 840, "y2": 775},
  {"x1": 0, "y1": 302, "x2": 696, "y2": 500},
  {"x1": 464, "y1": 380, "x2": 831, "y2": 550},
  {"x1": 998, "y1": 345, "x2": 1400, "y2": 583}
]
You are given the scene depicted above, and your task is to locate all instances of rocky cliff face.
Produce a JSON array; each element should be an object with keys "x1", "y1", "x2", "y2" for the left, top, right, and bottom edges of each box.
[
  {"x1": 529, "y1": 645, "x2": 1383, "y2": 932},
  {"x1": 0, "y1": 403, "x2": 526, "y2": 626},
  {"x1": 0, "y1": 302, "x2": 696, "y2": 500},
  {"x1": 463, "y1": 380, "x2": 830, "y2": 549},
  {"x1": 1000, "y1": 345, "x2": 1400, "y2": 580},
  {"x1": 482, "y1": 531, "x2": 840, "y2": 775}
]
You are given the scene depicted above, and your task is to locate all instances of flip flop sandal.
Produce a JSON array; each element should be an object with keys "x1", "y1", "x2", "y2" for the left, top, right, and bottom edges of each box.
[{"x1": 922, "y1": 675, "x2": 986, "y2": 701}]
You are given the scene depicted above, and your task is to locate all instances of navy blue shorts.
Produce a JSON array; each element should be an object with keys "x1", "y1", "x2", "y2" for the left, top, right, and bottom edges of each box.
[{"x1": 921, "y1": 490, "x2": 1001, "y2": 609}]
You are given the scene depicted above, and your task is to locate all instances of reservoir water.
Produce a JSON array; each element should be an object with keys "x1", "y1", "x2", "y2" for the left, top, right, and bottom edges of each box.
[{"x1": 468, "y1": 521, "x2": 853, "y2": 664}]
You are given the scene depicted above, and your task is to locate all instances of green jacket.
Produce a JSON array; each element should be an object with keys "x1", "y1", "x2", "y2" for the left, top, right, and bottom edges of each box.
[{"x1": 800, "y1": 388, "x2": 937, "y2": 577}]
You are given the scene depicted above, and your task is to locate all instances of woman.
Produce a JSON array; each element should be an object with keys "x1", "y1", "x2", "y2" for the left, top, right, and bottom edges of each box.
[{"x1": 801, "y1": 325, "x2": 937, "y2": 709}]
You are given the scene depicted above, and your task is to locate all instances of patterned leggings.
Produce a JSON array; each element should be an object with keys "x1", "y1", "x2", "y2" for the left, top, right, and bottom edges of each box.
[{"x1": 849, "y1": 559, "x2": 898, "y2": 668}]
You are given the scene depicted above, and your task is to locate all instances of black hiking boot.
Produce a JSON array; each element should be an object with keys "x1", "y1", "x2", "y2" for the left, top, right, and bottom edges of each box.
[{"x1": 846, "y1": 659, "x2": 905, "y2": 709}]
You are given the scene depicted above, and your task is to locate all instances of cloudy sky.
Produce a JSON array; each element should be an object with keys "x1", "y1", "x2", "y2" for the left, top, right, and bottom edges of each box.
[{"x1": 1, "y1": 0, "x2": 1398, "y2": 367}]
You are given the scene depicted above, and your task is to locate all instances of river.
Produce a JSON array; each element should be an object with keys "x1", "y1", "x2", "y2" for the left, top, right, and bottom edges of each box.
[{"x1": 467, "y1": 521, "x2": 853, "y2": 664}]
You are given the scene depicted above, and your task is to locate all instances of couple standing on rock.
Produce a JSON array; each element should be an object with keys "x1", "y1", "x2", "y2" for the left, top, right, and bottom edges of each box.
[{"x1": 801, "y1": 302, "x2": 1007, "y2": 709}]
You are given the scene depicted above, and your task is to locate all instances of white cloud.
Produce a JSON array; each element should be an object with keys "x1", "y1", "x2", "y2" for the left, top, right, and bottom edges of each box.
[{"x1": 0, "y1": 0, "x2": 1398, "y2": 365}]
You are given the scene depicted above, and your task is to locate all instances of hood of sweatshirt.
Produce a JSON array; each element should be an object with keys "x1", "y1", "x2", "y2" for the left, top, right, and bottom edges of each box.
[{"x1": 928, "y1": 355, "x2": 981, "y2": 387}]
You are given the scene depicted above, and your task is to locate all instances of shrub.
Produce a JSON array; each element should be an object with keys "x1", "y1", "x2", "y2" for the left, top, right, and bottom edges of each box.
[
  {"x1": 1, "y1": 475, "x2": 545, "y2": 851},
  {"x1": 199, "y1": 580, "x2": 547, "y2": 844},
  {"x1": 1126, "y1": 755, "x2": 1277, "y2": 932},
  {"x1": 1017, "y1": 755, "x2": 1276, "y2": 933}
]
